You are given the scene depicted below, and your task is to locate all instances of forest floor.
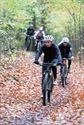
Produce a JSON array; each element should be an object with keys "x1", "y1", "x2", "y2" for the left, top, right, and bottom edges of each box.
[{"x1": 0, "y1": 51, "x2": 84, "y2": 125}]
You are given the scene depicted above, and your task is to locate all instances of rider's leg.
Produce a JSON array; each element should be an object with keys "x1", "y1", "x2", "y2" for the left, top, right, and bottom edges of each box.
[
  {"x1": 68, "y1": 51, "x2": 72, "y2": 72},
  {"x1": 52, "y1": 66, "x2": 57, "y2": 85},
  {"x1": 27, "y1": 42, "x2": 30, "y2": 51},
  {"x1": 52, "y1": 66, "x2": 57, "y2": 81},
  {"x1": 68, "y1": 59, "x2": 71, "y2": 72},
  {"x1": 35, "y1": 40, "x2": 39, "y2": 53},
  {"x1": 27, "y1": 37, "x2": 31, "y2": 51}
]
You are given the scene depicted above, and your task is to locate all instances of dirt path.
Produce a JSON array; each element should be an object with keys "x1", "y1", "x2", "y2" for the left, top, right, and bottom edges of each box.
[{"x1": 0, "y1": 52, "x2": 84, "y2": 125}]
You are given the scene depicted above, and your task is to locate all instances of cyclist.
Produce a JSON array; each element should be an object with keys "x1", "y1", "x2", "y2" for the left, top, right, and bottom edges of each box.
[
  {"x1": 34, "y1": 35, "x2": 62, "y2": 85},
  {"x1": 58, "y1": 37, "x2": 73, "y2": 73},
  {"x1": 34, "y1": 26, "x2": 45, "y2": 52},
  {"x1": 25, "y1": 24, "x2": 35, "y2": 51}
]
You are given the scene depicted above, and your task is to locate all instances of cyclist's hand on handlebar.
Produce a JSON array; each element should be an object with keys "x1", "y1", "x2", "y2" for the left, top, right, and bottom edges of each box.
[
  {"x1": 71, "y1": 56, "x2": 74, "y2": 59},
  {"x1": 34, "y1": 60, "x2": 39, "y2": 64}
]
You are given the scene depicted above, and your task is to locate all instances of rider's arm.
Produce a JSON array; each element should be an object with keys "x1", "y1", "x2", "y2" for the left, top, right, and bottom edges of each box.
[
  {"x1": 58, "y1": 41, "x2": 63, "y2": 46},
  {"x1": 68, "y1": 43, "x2": 74, "y2": 58}
]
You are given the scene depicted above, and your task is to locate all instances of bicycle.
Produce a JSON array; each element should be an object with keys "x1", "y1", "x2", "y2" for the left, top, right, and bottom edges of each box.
[
  {"x1": 60, "y1": 58, "x2": 68, "y2": 87},
  {"x1": 38, "y1": 62, "x2": 57, "y2": 106}
]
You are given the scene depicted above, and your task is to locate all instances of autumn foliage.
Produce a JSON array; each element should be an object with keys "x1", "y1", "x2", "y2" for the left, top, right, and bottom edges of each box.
[{"x1": 0, "y1": 51, "x2": 84, "y2": 124}]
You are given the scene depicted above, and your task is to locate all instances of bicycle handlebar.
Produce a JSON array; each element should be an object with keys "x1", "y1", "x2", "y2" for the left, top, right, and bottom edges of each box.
[{"x1": 38, "y1": 62, "x2": 58, "y2": 67}]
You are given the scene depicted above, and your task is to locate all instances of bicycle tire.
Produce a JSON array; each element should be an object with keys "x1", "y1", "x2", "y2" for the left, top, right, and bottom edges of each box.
[
  {"x1": 48, "y1": 73, "x2": 54, "y2": 102},
  {"x1": 61, "y1": 65, "x2": 67, "y2": 87},
  {"x1": 61, "y1": 76, "x2": 66, "y2": 87},
  {"x1": 42, "y1": 73, "x2": 49, "y2": 106}
]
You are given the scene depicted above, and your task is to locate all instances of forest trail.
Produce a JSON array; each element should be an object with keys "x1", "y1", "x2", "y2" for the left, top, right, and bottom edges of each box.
[{"x1": 0, "y1": 51, "x2": 84, "y2": 125}]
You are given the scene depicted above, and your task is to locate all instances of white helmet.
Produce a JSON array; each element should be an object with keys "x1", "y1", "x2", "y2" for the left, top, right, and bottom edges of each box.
[
  {"x1": 62, "y1": 37, "x2": 69, "y2": 43},
  {"x1": 39, "y1": 26, "x2": 43, "y2": 31},
  {"x1": 30, "y1": 24, "x2": 33, "y2": 27},
  {"x1": 44, "y1": 35, "x2": 54, "y2": 42}
]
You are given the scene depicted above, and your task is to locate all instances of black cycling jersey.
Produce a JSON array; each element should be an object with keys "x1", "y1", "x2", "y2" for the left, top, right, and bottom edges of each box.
[
  {"x1": 26, "y1": 27, "x2": 35, "y2": 36},
  {"x1": 35, "y1": 44, "x2": 61, "y2": 62},
  {"x1": 58, "y1": 42, "x2": 72, "y2": 58}
]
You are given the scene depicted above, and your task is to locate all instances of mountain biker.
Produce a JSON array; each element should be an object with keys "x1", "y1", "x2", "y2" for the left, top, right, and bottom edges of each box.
[
  {"x1": 58, "y1": 37, "x2": 73, "y2": 73},
  {"x1": 25, "y1": 24, "x2": 35, "y2": 50},
  {"x1": 34, "y1": 35, "x2": 62, "y2": 85},
  {"x1": 34, "y1": 26, "x2": 45, "y2": 51}
]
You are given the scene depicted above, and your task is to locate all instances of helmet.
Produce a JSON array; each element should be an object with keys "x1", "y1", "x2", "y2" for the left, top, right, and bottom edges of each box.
[
  {"x1": 62, "y1": 37, "x2": 69, "y2": 43},
  {"x1": 39, "y1": 26, "x2": 43, "y2": 31},
  {"x1": 44, "y1": 35, "x2": 54, "y2": 42},
  {"x1": 30, "y1": 24, "x2": 33, "y2": 27}
]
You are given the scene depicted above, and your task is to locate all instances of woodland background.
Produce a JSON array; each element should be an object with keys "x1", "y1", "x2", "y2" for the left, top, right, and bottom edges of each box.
[{"x1": 0, "y1": 0, "x2": 84, "y2": 64}]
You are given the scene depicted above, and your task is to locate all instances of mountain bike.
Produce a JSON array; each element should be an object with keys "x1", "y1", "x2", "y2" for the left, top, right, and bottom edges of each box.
[
  {"x1": 39, "y1": 62, "x2": 57, "y2": 106},
  {"x1": 60, "y1": 58, "x2": 68, "y2": 87}
]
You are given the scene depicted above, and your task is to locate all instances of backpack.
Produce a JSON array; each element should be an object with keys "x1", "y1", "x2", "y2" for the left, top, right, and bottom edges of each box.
[{"x1": 36, "y1": 32, "x2": 43, "y2": 39}]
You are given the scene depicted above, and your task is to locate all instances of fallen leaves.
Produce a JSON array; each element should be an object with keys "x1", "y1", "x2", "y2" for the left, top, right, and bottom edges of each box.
[{"x1": 0, "y1": 51, "x2": 84, "y2": 124}]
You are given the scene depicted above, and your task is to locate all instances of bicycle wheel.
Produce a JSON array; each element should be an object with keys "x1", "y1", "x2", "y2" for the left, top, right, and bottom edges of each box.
[
  {"x1": 48, "y1": 75, "x2": 54, "y2": 102},
  {"x1": 61, "y1": 65, "x2": 67, "y2": 87},
  {"x1": 61, "y1": 76, "x2": 66, "y2": 87},
  {"x1": 42, "y1": 73, "x2": 49, "y2": 106}
]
